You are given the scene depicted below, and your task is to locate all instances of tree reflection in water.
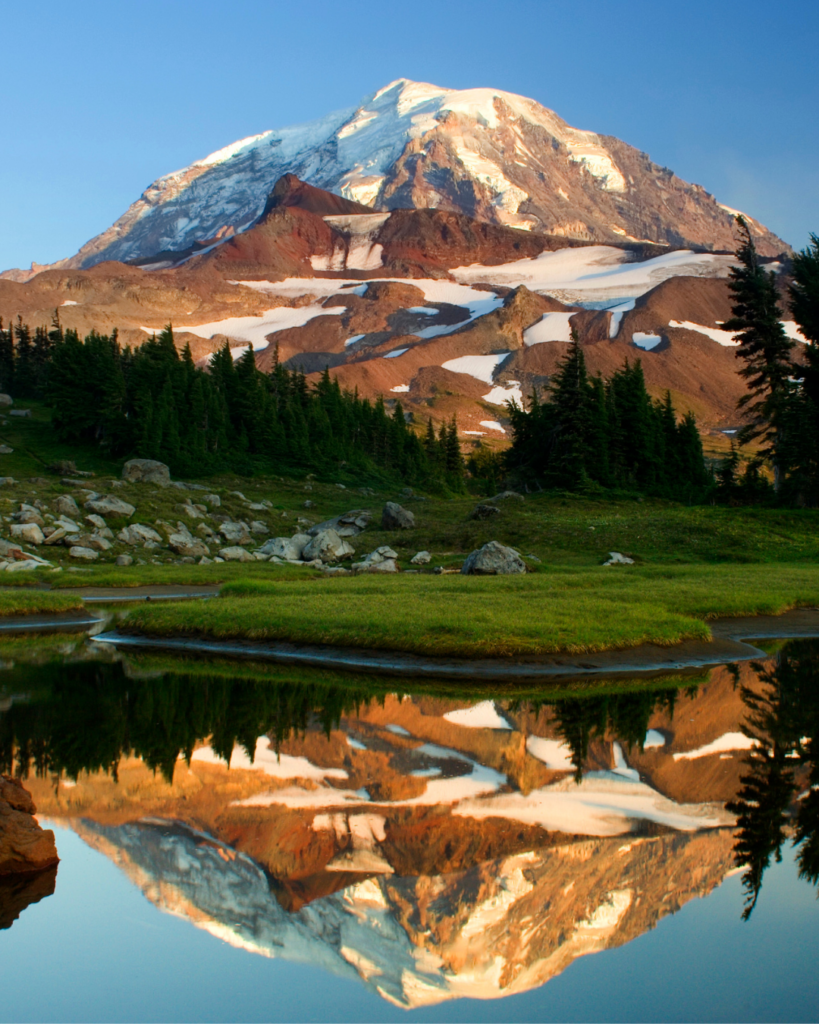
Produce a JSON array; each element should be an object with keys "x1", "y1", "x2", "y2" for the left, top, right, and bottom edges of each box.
[{"x1": 729, "y1": 639, "x2": 819, "y2": 918}]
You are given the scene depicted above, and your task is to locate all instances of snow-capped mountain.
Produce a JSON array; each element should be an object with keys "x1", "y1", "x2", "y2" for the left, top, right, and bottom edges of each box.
[{"x1": 9, "y1": 78, "x2": 785, "y2": 276}]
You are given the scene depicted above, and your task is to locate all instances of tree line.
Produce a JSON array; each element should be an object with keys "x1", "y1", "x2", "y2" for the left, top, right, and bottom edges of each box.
[
  {"x1": 0, "y1": 319, "x2": 466, "y2": 489},
  {"x1": 504, "y1": 345, "x2": 710, "y2": 500}
]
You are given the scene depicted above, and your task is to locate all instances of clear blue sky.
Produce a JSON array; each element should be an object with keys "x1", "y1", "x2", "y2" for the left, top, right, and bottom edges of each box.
[{"x1": 2, "y1": 0, "x2": 817, "y2": 271}]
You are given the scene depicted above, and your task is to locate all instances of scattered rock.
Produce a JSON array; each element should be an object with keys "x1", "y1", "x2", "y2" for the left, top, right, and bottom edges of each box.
[
  {"x1": 16, "y1": 510, "x2": 44, "y2": 527},
  {"x1": 491, "y1": 490, "x2": 524, "y2": 502},
  {"x1": 604, "y1": 551, "x2": 635, "y2": 566},
  {"x1": 69, "y1": 546, "x2": 99, "y2": 561},
  {"x1": 352, "y1": 546, "x2": 400, "y2": 572},
  {"x1": 0, "y1": 776, "x2": 59, "y2": 877},
  {"x1": 85, "y1": 514, "x2": 107, "y2": 530},
  {"x1": 115, "y1": 554, "x2": 133, "y2": 566},
  {"x1": 0, "y1": 477, "x2": 16, "y2": 486},
  {"x1": 382, "y1": 502, "x2": 415, "y2": 530},
  {"x1": 10, "y1": 523, "x2": 44, "y2": 546},
  {"x1": 50, "y1": 459, "x2": 76, "y2": 475},
  {"x1": 203, "y1": 493, "x2": 221, "y2": 507},
  {"x1": 118, "y1": 523, "x2": 162, "y2": 545},
  {"x1": 85, "y1": 496, "x2": 135, "y2": 517},
  {"x1": 196, "y1": 523, "x2": 216, "y2": 539},
  {"x1": 9, "y1": 409, "x2": 30, "y2": 418},
  {"x1": 470, "y1": 504, "x2": 501, "y2": 521},
  {"x1": 461, "y1": 541, "x2": 527, "y2": 575},
  {"x1": 303, "y1": 528, "x2": 355, "y2": 562},
  {"x1": 0, "y1": 394, "x2": 12, "y2": 407},
  {"x1": 257, "y1": 534, "x2": 311, "y2": 561},
  {"x1": 122, "y1": 459, "x2": 171, "y2": 486},
  {"x1": 250, "y1": 520, "x2": 269, "y2": 535},
  {"x1": 303, "y1": 500, "x2": 314, "y2": 509},
  {"x1": 43, "y1": 528, "x2": 68, "y2": 546},
  {"x1": 87, "y1": 534, "x2": 113, "y2": 552},
  {"x1": 168, "y1": 533, "x2": 209, "y2": 558},
  {"x1": 219, "y1": 546, "x2": 255, "y2": 562},
  {"x1": 308, "y1": 510, "x2": 371, "y2": 538},
  {"x1": 0, "y1": 446, "x2": 13, "y2": 455},
  {"x1": 6, "y1": 559, "x2": 47, "y2": 573},
  {"x1": 219, "y1": 521, "x2": 251, "y2": 545},
  {"x1": 410, "y1": 551, "x2": 431, "y2": 565}
]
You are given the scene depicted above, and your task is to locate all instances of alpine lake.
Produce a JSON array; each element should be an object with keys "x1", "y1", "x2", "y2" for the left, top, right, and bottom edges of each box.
[{"x1": 2, "y1": 608, "x2": 818, "y2": 1024}]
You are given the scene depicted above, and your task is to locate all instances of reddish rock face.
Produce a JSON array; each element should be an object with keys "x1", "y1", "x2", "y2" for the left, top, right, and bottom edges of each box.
[{"x1": 0, "y1": 775, "x2": 59, "y2": 876}]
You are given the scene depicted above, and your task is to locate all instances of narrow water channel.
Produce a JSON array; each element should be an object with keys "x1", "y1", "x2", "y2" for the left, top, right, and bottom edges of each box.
[{"x1": 1, "y1": 634, "x2": 818, "y2": 1022}]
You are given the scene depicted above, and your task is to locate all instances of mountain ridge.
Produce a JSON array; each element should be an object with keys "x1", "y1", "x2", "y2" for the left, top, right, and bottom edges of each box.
[{"x1": 2, "y1": 79, "x2": 787, "y2": 280}]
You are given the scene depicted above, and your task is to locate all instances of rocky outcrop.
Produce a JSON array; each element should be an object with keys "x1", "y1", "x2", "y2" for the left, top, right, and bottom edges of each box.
[
  {"x1": 461, "y1": 541, "x2": 527, "y2": 575},
  {"x1": 0, "y1": 776, "x2": 59, "y2": 877},
  {"x1": 302, "y1": 529, "x2": 354, "y2": 563}
]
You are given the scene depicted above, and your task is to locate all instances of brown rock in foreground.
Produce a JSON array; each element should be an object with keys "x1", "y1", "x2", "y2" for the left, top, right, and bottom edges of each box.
[{"x1": 0, "y1": 775, "x2": 59, "y2": 876}]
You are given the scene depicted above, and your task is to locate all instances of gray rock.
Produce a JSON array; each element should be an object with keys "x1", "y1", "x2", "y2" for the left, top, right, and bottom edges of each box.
[
  {"x1": 0, "y1": 445, "x2": 13, "y2": 455},
  {"x1": 604, "y1": 551, "x2": 635, "y2": 566},
  {"x1": 6, "y1": 559, "x2": 45, "y2": 572},
  {"x1": 199, "y1": 556, "x2": 214, "y2": 565},
  {"x1": 0, "y1": 477, "x2": 17, "y2": 486},
  {"x1": 461, "y1": 541, "x2": 527, "y2": 575},
  {"x1": 257, "y1": 534, "x2": 311, "y2": 561},
  {"x1": 203, "y1": 493, "x2": 221, "y2": 507},
  {"x1": 219, "y1": 521, "x2": 251, "y2": 545},
  {"x1": 87, "y1": 534, "x2": 113, "y2": 552},
  {"x1": 122, "y1": 459, "x2": 171, "y2": 486},
  {"x1": 470, "y1": 504, "x2": 501, "y2": 521},
  {"x1": 410, "y1": 550, "x2": 431, "y2": 565},
  {"x1": 0, "y1": 539, "x2": 24, "y2": 559},
  {"x1": 10, "y1": 523, "x2": 44, "y2": 545},
  {"x1": 490, "y1": 490, "x2": 525, "y2": 502},
  {"x1": 55, "y1": 517, "x2": 81, "y2": 533},
  {"x1": 382, "y1": 502, "x2": 415, "y2": 530},
  {"x1": 0, "y1": 394, "x2": 12, "y2": 406},
  {"x1": 69, "y1": 546, "x2": 99, "y2": 561},
  {"x1": 44, "y1": 528, "x2": 68, "y2": 546},
  {"x1": 196, "y1": 523, "x2": 216, "y2": 539},
  {"x1": 16, "y1": 510, "x2": 44, "y2": 527},
  {"x1": 308, "y1": 510, "x2": 372, "y2": 538},
  {"x1": 116, "y1": 554, "x2": 133, "y2": 566},
  {"x1": 362, "y1": 558, "x2": 399, "y2": 573},
  {"x1": 218, "y1": 546, "x2": 255, "y2": 562},
  {"x1": 303, "y1": 500, "x2": 314, "y2": 509},
  {"x1": 250, "y1": 520, "x2": 269, "y2": 535},
  {"x1": 85, "y1": 496, "x2": 136, "y2": 517},
  {"x1": 302, "y1": 528, "x2": 355, "y2": 562},
  {"x1": 177, "y1": 502, "x2": 205, "y2": 519},
  {"x1": 118, "y1": 524, "x2": 162, "y2": 545},
  {"x1": 168, "y1": 534, "x2": 209, "y2": 559},
  {"x1": 352, "y1": 546, "x2": 400, "y2": 572},
  {"x1": 9, "y1": 409, "x2": 30, "y2": 418},
  {"x1": 85, "y1": 514, "x2": 107, "y2": 530}
]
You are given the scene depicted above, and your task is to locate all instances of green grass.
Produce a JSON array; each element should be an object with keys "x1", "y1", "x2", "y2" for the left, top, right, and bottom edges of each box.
[
  {"x1": 121, "y1": 564, "x2": 819, "y2": 658},
  {"x1": 0, "y1": 589, "x2": 84, "y2": 616}
]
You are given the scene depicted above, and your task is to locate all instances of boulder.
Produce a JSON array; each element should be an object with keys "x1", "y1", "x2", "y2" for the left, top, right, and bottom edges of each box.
[
  {"x1": 116, "y1": 554, "x2": 133, "y2": 566},
  {"x1": 85, "y1": 496, "x2": 135, "y2": 517},
  {"x1": 44, "y1": 528, "x2": 68, "y2": 546},
  {"x1": 604, "y1": 551, "x2": 635, "y2": 566},
  {"x1": 0, "y1": 540, "x2": 24, "y2": 559},
  {"x1": 469, "y1": 504, "x2": 501, "y2": 521},
  {"x1": 0, "y1": 776, "x2": 59, "y2": 876},
  {"x1": 6, "y1": 559, "x2": 47, "y2": 572},
  {"x1": 258, "y1": 535, "x2": 307, "y2": 561},
  {"x1": 121, "y1": 459, "x2": 171, "y2": 486},
  {"x1": 219, "y1": 546, "x2": 255, "y2": 562},
  {"x1": 410, "y1": 550, "x2": 431, "y2": 565},
  {"x1": 69, "y1": 546, "x2": 99, "y2": 561},
  {"x1": 308, "y1": 510, "x2": 372, "y2": 538},
  {"x1": 219, "y1": 521, "x2": 251, "y2": 545},
  {"x1": 177, "y1": 502, "x2": 205, "y2": 519},
  {"x1": 118, "y1": 523, "x2": 162, "y2": 545},
  {"x1": 302, "y1": 528, "x2": 355, "y2": 562},
  {"x1": 250, "y1": 521, "x2": 269, "y2": 535},
  {"x1": 10, "y1": 523, "x2": 44, "y2": 546},
  {"x1": 203, "y1": 493, "x2": 221, "y2": 507},
  {"x1": 9, "y1": 409, "x2": 30, "y2": 418},
  {"x1": 352, "y1": 547, "x2": 400, "y2": 572},
  {"x1": 196, "y1": 523, "x2": 216, "y2": 539},
  {"x1": 168, "y1": 534, "x2": 209, "y2": 558},
  {"x1": 16, "y1": 510, "x2": 44, "y2": 526},
  {"x1": 461, "y1": 541, "x2": 527, "y2": 575},
  {"x1": 491, "y1": 490, "x2": 525, "y2": 502},
  {"x1": 85, "y1": 514, "x2": 107, "y2": 530},
  {"x1": 0, "y1": 394, "x2": 12, "y2": 407},
  {"x1": 87, "y1": 534, "x2": 113, "y2": 552},
  {"x1": 0, "y1": 445, "x2": 13, "y2": 455},
  {"x1": 381, "y1": 502, "x2": 415, "y2": 530}
]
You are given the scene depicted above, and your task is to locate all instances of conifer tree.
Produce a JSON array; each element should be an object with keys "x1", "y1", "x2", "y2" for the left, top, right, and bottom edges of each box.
[{"x1": 725, "y1": 217, "x2": 794, "y2": 489}]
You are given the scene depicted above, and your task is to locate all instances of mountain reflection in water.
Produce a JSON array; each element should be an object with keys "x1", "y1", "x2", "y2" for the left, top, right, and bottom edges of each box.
[{"x1": 1, "y1": 642, "x2": 817, "y2": 1008}]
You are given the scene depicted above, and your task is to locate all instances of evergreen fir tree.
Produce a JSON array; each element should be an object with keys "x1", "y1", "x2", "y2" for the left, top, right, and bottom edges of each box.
[{"x1": 724, "y1": 217, "x2": 795, "y2": 489}]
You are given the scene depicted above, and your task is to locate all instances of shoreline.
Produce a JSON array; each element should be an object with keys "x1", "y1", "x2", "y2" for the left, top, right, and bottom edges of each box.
[{"x1": 92, "y1": 607, "x2": 819, "y2": 681}]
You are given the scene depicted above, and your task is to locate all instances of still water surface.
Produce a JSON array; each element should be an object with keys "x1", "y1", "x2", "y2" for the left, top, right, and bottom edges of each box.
[{"x1": 1, "y1": 638, "x2": 818, "y2": 1022}]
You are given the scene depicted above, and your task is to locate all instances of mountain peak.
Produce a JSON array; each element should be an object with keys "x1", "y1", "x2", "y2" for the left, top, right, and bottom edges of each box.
[{"x1": 2, "y1": 80, "x2": 787, "y2": 277}]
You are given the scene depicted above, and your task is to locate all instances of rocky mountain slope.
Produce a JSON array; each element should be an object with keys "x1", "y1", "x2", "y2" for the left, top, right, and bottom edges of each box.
[
  {"x1": 3, "y1": 79, "x2": 786, "y2": 280},
  {"x1": 0, "y1": 173, "x2": 801, "y2": 436}
]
